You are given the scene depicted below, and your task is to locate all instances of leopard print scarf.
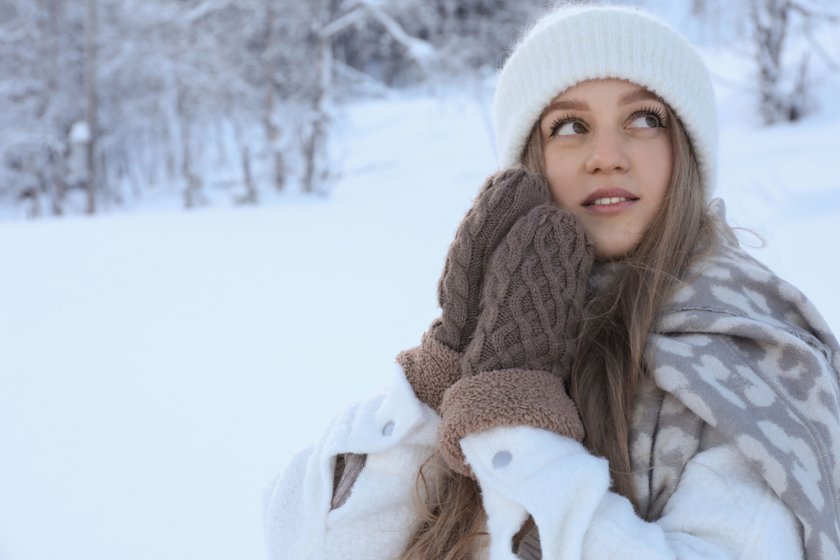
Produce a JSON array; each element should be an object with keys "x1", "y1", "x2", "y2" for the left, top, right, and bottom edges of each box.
[{"x1": 629, "y1": 199, "x2": 840, "y2": 559}]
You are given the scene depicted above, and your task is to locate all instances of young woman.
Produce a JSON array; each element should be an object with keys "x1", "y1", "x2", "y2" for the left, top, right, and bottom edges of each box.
[{"x1": 264, "y1": 6, "x2": 840, "y2": 559}]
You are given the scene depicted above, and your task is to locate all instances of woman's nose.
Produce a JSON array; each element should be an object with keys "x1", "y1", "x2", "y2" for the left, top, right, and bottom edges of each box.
[{"x1": 584, "y1": 132, "x2": 630, "y2": 175}]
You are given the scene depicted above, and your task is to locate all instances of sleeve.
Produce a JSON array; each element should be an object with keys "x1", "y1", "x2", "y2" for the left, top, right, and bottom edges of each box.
[
  {"x1": 262, "y1": 364, "x2": 439, "y2": 560},
  {"x1": 460, "y1": 425, "x2": 804, "y2": 560}
]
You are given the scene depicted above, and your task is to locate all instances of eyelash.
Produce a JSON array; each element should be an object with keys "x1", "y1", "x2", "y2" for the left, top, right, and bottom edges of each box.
[
  {"x1": 633, "y1": 105, "x2": 668, "y2": 128},
  {"x1": 548, "y1": 114, "x2": 584, "y2": 137},
  {"x1": 548, "y1": 105, "x2": 668, "y2": 137}
]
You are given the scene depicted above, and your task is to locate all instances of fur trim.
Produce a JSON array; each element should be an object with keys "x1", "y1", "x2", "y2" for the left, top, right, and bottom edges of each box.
[{"x1": 438, "y1": 368, "x2": 584, "y2": 477}]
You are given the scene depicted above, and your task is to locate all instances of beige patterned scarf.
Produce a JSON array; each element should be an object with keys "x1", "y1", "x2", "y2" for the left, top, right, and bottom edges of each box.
[{"x1": 630, "y1": 200, "x2": 840, "y2": 559}]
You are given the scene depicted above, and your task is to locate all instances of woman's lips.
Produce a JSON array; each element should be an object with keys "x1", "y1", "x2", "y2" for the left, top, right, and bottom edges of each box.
[{"x1": 581, "y1": 188, "x2": 639, "y2": 215}]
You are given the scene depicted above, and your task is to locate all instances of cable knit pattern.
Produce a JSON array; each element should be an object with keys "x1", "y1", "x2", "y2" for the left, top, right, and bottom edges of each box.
[
  {"x1": 437, "y1": 204, "x2": 592, "y2": 477},
  {"x1": 433, "y1": 168, "x2": 549, "y2": 353},
  {"x1": 463, "y1": 204, "x2": 593, "y2": 378},
  {"x1": 399, "y1": 169, "x2": 549, "y2": 413}
]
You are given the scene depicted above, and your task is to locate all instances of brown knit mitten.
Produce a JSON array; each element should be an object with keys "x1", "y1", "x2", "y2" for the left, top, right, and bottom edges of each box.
[
  {"x1": 463, "y1": 203, "x2": 593, "y2": 378},
  {"x1": 397, "y1": 168, "x2": 549, "y2": 413},
  {"x1": 437, "y1": 204, "x2": 594, "y2": 477}
]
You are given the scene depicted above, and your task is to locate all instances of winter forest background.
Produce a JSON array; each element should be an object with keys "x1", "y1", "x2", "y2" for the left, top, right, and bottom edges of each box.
[
  {"x1": 3, "y1": 0, "x2": 838, "y2": 216},
  {"x1": 1, "y1": 1, "x2": 839, "y2": 559}
]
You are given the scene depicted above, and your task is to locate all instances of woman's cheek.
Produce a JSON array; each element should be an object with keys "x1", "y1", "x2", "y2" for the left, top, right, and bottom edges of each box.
[{"x1": 543, "y1": 158, "x2": 578, "y2": 208}]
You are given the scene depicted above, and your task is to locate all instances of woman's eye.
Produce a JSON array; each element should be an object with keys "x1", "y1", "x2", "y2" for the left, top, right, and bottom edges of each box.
[
  {"x1": 550, "y1": 119, "x2": 587, "y2": 137},
  {"x1": 628, "y1": 112, "x2": 664, "y2": 129}
]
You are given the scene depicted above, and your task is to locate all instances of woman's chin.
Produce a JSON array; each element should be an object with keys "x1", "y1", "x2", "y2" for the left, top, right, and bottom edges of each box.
[{"x1": 590, "y1": 235, "x2": 641, "y2": 261}]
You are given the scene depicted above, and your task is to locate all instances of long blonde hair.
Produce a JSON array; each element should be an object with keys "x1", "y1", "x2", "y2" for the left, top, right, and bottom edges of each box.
[{"x1": 400, "y1": 106, "x2": 714, "y2": 558}]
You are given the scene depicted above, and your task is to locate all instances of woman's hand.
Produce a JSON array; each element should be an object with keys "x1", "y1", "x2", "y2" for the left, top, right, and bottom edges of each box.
[
  {"x1": 436, "y1": 203, "x2": 594, "y2": 477},
  {"x1": 397, "y1": 168, "x2": 549, "y2": 413}
]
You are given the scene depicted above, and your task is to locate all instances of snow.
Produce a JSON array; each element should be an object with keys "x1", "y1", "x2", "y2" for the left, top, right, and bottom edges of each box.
[
  {"x1": 1, "y1": 41, "x2": 839, "y2": 560},
  {"x1": 70, "y1": 121, "x2": 92, "y2": 144}
]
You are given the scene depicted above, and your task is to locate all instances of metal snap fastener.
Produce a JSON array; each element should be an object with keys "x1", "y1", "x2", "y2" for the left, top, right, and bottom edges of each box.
[
  {"x1": 492, "y1": 450, "x2": 512, "y2": 469},
  {"x1": 382, "y1": 421, "x2": 395, "y2": 436}
]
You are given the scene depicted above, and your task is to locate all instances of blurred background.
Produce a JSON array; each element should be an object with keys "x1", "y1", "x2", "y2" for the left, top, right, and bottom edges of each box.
[{"x1": 0, "y1": 0, "x2": 838, "y2": 559}]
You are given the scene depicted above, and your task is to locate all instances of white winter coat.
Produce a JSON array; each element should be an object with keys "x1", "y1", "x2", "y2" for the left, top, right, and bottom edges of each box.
[{"x1": 262, "y1": 363, "x2": 804, "y2": 560}]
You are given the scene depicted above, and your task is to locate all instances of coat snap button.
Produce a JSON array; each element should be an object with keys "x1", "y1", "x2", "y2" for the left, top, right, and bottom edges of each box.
[
  {"x1": 492, "y1": 450, "x2": 512, "y2": 468},
  {"x1": 382, "y1": 421, "x2": 395, "y2": 436}
]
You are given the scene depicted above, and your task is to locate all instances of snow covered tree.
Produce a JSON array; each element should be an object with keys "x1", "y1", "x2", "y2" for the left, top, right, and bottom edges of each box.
[
  {"x1": 83, "y1": 0, "x2": 99, "y2": 214},
  {"x1": 0, "y1": 0, "x2": 86, "y2": 216},
  {"x1": 254, "y1": 0, "x2": 286, "y2": 195},
  {"x1": 391, "y1": 0, "x2": 551, "y2": 77},
  {"x1": 286, "y1": 0, "x2": 435, "y2": 194},
  {"x1": 749, "y1": 0, "x2": 840, "y2": 124}
]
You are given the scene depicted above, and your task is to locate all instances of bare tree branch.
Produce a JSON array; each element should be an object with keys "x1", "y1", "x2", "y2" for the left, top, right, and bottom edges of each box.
[{"x1": 789, "y1": 1, "x2": 840, "y2": 22}]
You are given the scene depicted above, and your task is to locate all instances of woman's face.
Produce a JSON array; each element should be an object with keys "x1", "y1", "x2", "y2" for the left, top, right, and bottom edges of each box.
[{"x1": 539, "y1": 79, "x2": 673, "y2": 259}]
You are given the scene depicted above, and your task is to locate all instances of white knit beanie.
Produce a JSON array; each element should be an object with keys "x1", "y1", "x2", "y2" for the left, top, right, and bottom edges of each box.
[{"x1": 494, "y1": 5, "x2": 718, "y2": 197}]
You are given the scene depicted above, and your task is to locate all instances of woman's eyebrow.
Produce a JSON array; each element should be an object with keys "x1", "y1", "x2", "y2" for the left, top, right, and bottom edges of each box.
[
  {"x1": 540, "y1": 89, "x2": 662, "y2": 118},
  {"x1": 620, "y1": 89, "x2": 662, "y2": 105},
  {"x1": 540, "y1": 99, "x2": 588, "y2": 116}
]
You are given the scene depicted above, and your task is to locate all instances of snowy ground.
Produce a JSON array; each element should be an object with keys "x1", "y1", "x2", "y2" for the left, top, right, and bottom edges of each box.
[{"x1": 1, "y1": 45, "x2": 839, "y2": 560}]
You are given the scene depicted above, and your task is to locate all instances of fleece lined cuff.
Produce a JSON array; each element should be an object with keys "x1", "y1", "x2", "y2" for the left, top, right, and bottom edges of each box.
[
  {"x1": 396, "y1": 331, "x2": 463, "y2": 414},
  {"x1": 438, "y1": 369, "x2": 584, "y2": 477}
]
